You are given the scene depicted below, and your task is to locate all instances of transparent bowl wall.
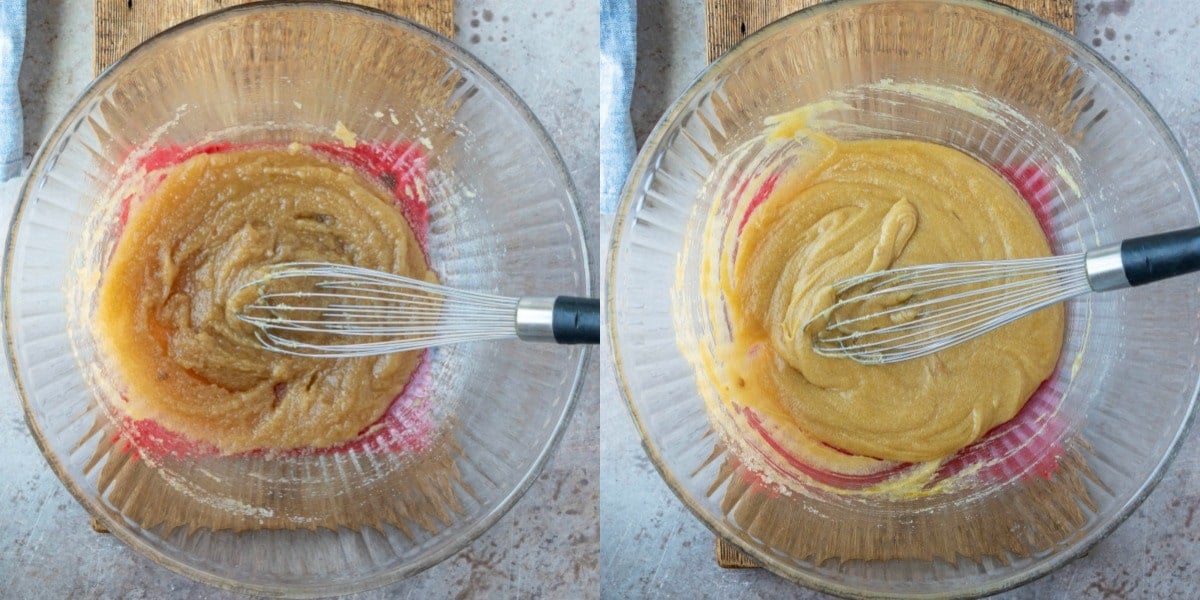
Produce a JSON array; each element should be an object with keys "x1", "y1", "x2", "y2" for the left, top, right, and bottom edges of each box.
[
  {"x1": 7, "y1": 3, "x2": 588, "y2": 597},
  {"x1": 609, "y1": 0, "x2": 1199, "y2": 597}
]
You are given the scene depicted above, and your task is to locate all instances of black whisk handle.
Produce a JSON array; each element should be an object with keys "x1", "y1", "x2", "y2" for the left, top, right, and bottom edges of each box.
[
  {"x1": 552, "y1": 296, "x2": 601, "y2": 344},
  {"x1": 1121, "y1": 226, "x2": 1200, "y2": 287}
]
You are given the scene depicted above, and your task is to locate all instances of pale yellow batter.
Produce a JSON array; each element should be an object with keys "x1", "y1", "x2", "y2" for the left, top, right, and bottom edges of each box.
[
  {"x1": 96, "y1": 147, "x2": 434, "y2": 454},
  {"x1": 715, "y1": 134, "x2": 1063, "y2": 463}
]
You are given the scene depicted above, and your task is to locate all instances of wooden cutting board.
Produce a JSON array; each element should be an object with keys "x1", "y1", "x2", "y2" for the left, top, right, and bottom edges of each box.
[
  {"x1": 706, "y1": 0, "x2": 1074, "y2": 61},
  {"x1": 704, "y1": 0, "x2": 1075, "y2": 569},
  {"x1": 94, "y1": 0, "x2": 454, "y2": 75}
]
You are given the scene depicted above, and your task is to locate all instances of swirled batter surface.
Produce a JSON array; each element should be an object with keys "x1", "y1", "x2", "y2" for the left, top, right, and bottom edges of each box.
[
  {"x1": 719, "y1": 135, "x2": 1063, "y2": 463},
  {"x1": 96, "y1": 147, "x2": 434, "y2": 454}
]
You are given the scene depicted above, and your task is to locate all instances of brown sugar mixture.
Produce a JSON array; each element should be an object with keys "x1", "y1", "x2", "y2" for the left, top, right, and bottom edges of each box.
[{"x1": 96, "y1": 146, "x2": 435, "y2": 454}]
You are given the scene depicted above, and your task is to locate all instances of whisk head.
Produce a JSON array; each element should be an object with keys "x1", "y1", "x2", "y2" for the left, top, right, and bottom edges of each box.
[
  {"x1": 235, "y1": 262, "x2": 519, "y2": 357},
  {"x1": 806, "y1": 254, "x2": 1091, "y2": 365}
]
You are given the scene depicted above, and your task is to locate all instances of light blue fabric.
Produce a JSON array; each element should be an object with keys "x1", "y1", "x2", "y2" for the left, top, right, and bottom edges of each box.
[
  {"x1": 0, "y1": 0, "x2": 23, "y2": 180},
  {"x1": 600, "y1": 0, "x2": 635, "y2": 214}
]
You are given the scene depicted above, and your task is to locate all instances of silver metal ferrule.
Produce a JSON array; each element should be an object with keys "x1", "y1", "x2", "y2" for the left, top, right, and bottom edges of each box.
[
  {"x1": 1085, "y1": 242, "x2": 1130, "y2": 292},
  {"x1": 515, "y1": 296, "x2": 557, "y2": 341}
]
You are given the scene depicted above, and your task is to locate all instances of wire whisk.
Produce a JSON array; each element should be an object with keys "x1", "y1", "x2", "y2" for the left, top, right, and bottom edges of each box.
[
  {"x1": 236, "y1": 262, "x2": 599, "y2": 358},
  {"x1": 807, "y1": 227, "x2": 1200, "y2": 365}
]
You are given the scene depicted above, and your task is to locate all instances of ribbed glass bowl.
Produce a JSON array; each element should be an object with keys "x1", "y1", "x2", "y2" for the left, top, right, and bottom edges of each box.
[
  {"x1": 609, "y1": 0, "x2": 1199, "y2": 597},
  {"x1": 6, "y1": 2, "x2": 588, "y2": 596}
]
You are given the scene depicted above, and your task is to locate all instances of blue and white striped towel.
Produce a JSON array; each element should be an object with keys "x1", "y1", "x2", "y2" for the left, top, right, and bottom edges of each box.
[
  {"x1": 600, "y1": 0, "x2": 636, "y2": 214},
  {"x1": 1, "y1": 0, "x2": 24, "y2": 181}
]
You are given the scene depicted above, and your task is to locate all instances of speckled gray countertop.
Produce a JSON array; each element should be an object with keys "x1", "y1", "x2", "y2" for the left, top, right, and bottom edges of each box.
[
  {"x1": 0, "y1": 1, "x2": 598, "y2": 598},
  {"x1": 602, "y1": 1, "x2": 1200, "y2": 598}
]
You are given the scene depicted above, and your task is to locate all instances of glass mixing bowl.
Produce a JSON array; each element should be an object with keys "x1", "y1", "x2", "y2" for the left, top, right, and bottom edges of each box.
[
  {"x1": 609, "y1": 0, "x2": 1200, "y2": 596},
  {"x1": 7, "y1": 2, "x2": 588, "y2": 596}
]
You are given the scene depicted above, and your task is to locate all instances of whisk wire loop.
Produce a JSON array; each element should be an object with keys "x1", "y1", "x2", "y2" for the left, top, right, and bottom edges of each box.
[
  {"x1": 236, "y1": 261, "x2": 523, "y2": 357},
  {"x1": 809, "y1": 253, "x2": 1091, "y2": 364}
]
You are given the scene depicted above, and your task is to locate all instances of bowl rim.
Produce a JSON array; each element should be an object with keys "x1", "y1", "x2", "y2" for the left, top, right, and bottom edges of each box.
[
  {"x1": 606, "y1": 0, "x2": 1200, "y2": 597},
  {"x1": 5, "y1": 1, "x2": 592, "y2": 596}
]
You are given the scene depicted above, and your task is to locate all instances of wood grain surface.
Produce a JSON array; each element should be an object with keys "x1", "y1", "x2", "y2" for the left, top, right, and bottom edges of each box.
[
  {"x1": 95, "y1": 0, "x2": 453, "y2": 75},
  {"x1": 706, "y1": 0, "x2": 1075, "y2": 61},
  {"x1": 706, "y1": 0, "x2": 1075, "y2": 569}
]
